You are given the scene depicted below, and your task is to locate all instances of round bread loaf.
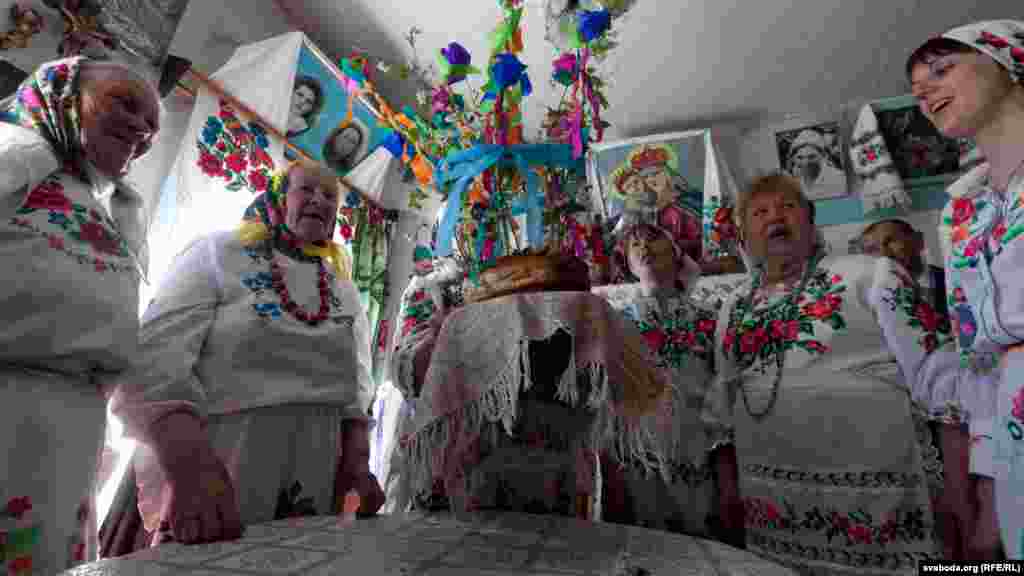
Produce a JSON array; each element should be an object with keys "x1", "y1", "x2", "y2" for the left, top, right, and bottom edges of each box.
[{"x1": 463, "y1": 252, "x2": 591, "y2": 304}]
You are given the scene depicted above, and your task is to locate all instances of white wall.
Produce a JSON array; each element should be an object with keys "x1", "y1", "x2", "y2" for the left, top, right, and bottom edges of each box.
[{"x1": 167, "y1": 0, "x2": 293, "y2": 76}]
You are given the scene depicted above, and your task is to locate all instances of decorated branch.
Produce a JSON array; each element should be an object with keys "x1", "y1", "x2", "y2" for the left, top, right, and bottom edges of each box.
[{"x1": 336, "y1": 0, "x2": 635, "y2": 278}]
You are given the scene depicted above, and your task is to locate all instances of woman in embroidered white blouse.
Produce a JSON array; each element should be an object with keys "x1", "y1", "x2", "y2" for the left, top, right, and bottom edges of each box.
[
  {"x1": 907, "y1": 19, "x2": 1024, "y2": 559},
  {"x1": 0, "y1": 56, "x2": 160, "y2": 571},
  {"x1": 110, "y1": 160, "x2": 384, "y2": 548},
  {"x1": 599, "y1": 216, "x2": 717, "y2": 537},
  {"x1": 704, "y1": 174, "x2": 968, "y2": 574}
]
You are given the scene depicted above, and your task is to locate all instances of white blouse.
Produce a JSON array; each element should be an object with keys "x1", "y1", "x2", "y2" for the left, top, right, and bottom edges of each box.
[
  {"x1": 0, "y1": 123, "x2": 141, "y2": 379},
  {"x1": 113, "y1": 229, "x2": 374, "y2": 437}
]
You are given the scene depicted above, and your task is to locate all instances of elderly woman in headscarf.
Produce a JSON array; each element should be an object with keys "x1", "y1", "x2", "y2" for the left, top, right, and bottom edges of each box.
[
  {"x1": 0, "y1": 55, "x2": 160, "y2": 571},
  {"x1": 703, "y1": 173, "x2": 969, "y2": 574},
  {"x1": 108, "y1": 159, "x2": 384, "y2": 550},
  {"x1": 597, "y1": 214, "x2": 718, "y2": 537},
  {"x1": 907, "y1": 19, "x2": 1024, "y2": 559}
]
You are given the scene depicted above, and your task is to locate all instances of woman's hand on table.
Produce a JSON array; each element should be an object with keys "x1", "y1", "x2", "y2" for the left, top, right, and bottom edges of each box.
[
  {"x1": 337, "y1": 420, "x2": 385, "y2": 517},
  {"x1": 150, "y1": 413, "x2": 243, "y2": 545}
]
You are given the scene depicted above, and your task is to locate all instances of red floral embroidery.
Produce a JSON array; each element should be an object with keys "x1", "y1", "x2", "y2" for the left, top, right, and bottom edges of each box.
[
  {"x1": 47, "y1": 234, "x2": 64, "y2": 250},
  {"x1": 23, "y1": 181, "x2": 72, "y2": 212},
  {"x1": 771, "y1": 319, "x2": 800, "y2": 341},
  {"x1": 79, "y1": 220, "x2": 122, "y2": 255},
  {"x1": 979, "y1": 31, "x2": 1011, "y2": 49},
  {"x1": 248, "y1": 170, "x2": 269, "y2": 192},
  {"x1": 1012, "y1": 387, "x2": 1024, "y2": 422},
  {"x1": 915, "y1": 303, "x2": 940, "y2": 332},
  {"x1": 198, "y1": 150, "x2": 224, "y2": 177},
  {"x1": 94, "y1": 259, "x2": 107, "y2": 272},
  {"x1": 225, "y1": 153, "x2": 247, "y2": 173},
  {"x1": 5, "y1": 496, "x2": 32, "y2": 519},
  {"x1": 993, "y1": 221, "x2": 1008, "y2": 243},
  {"x1": 951, "y1": 198, "x2": 976, "y2": 226},
  {"x1": 642, "y1": 328, "x2": 667, "y2": 352}
]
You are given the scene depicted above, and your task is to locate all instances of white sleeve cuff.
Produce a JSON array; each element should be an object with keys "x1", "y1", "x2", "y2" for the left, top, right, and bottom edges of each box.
[{"x1": 969, "y1": 418, "x2": 995, "y2": 478}]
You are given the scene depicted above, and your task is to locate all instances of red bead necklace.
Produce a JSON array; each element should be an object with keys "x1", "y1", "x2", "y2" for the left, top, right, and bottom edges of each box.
[{"x1": 269, "y1": 255, "x2": 331, "y2": 326}]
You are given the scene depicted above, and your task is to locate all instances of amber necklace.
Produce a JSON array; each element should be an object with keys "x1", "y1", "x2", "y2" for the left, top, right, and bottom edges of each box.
[{"x1": 731, "y1": 251, "x2": 822, "y2": 420}]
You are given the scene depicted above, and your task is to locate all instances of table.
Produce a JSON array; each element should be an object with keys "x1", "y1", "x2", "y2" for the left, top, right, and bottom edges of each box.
[
  {"x1": 63, "y1": 512, "x2": 797, "y2": 575},
  {"x1": 401, "y1": 292, "x2": 672, "y2": 517}
]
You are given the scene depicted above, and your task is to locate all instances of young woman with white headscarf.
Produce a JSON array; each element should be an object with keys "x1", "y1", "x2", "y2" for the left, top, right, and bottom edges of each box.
[{"x1": 907, "y1": 19, "x2": 1024, "y2": 559}]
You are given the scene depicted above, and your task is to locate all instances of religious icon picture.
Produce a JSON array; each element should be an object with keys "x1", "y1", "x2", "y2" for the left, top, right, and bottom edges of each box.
[
  {"x1": 588, "y1": 131, "x2": 707, "y2": 268},
  {"x1": 774, "y1": 121, "x2": 848, "y2": 200},
  {"x1": 285, "y1": 40, "x2": 389, "y2": 176}
]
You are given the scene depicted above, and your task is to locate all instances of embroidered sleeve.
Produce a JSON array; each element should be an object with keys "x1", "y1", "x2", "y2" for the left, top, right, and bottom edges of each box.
[
  {"x1": 109, "y1": 235, "x2": 220, "y2": 441},
  {"x1": 390, "y1": 277, "x2": 442, "y2": 399},
  {"x1": 339, "y1": 279, "x2": 376, "y2": 422},
  {"x1": 869, "y1": 257, "x2": 965, "y2": 423},
  {"x1": 701, "y1": 294, "x2": 740, "y2": 451}
]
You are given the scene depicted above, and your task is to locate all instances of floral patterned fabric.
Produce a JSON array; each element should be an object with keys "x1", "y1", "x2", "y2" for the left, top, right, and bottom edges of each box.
[
  {"x1": 938, "y1": 161, "x2": 1024, "y2": 558},
  {"x1": 0, "y1": 59, "x2": 145, "y2": 572},
  {"x1": 607, "y1": 286, "x2": 717, "y2": 536},
  {"x1": 704, "y1": 255, "x2": 963, "y2": 574}
]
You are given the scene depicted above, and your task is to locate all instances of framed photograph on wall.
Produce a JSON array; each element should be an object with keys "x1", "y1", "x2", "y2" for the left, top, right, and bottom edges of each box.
[
  {"x1": 872, "y1": 95, "x2": 966, "y2": 189},
  {"x1": 774, "y1": 120, "x2": 848, "y2": 201},
  {"x1": 587, "y1": 131, "x2": 707, "y2": 267},
  {"x1": 284, "y1": 40, "x2": 390, "y2": 176}
]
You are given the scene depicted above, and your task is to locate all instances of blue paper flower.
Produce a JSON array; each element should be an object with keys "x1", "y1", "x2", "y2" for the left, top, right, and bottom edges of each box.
[
  {"x1": 491, "y1": 53, "x2": 528, "y2": 91},
  {"x1": 382, "y1": 130, "x2": 406, "y2": 158},
  {"x1": 578, "y1": 9, "x2": 611, "y2": 42}
]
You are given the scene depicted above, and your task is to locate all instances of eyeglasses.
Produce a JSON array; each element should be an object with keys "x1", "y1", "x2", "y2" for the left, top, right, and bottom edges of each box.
[{"x1": 911, "y1": 53, "x2": 962, "y2": 92}]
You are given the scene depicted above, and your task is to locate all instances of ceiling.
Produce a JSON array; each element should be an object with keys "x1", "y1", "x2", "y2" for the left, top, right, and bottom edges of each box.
[{"x1": 279, "y1": 0, "x2": 1020, "y2": 140}]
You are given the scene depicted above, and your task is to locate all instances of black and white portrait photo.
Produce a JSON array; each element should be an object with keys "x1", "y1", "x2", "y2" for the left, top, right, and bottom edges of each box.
[
  {"x1": 287, "y1": 74, "x2": 324, "y2": 138},
  {"x1": 322, "y1": 119, "x2": 369, "y2": 174},
  {"x1": 775, "y1": 122, "x2": 848, "y2": 200}
]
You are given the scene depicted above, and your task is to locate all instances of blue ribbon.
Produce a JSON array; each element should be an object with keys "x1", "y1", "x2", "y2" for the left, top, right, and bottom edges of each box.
[{"x1": 433, "y1": 143, "x2": 579, "y2": 256}]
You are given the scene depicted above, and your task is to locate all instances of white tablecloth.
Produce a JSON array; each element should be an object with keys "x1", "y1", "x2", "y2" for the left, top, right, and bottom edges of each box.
[{"x1": 64, "y1": 512, "x2": 797, "y2": 575}]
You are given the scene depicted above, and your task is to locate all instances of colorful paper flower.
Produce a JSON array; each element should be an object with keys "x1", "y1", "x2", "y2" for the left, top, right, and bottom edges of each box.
[
  {"x1": 552, "y1": 52, "x2": 578, "y2": 86},
  {"x1": 578, "y1": 9, "x2": 611, "y2": 42},
  {"x1": 439, "y1": 42, "x2": 478, "y2": 84},
  {"x1": 490, "y1": 53, "x2": 531, "y2": 95},
  {"x1": 382, "y1": 130, "x2": 407, "y2": 158}
]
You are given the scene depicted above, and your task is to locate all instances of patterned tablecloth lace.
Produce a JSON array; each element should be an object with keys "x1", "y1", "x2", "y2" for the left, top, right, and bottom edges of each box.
[
  {"x1": 62, "y1": 511, "x2": 798, "y2": 575},
  {"x1": 400, "y1": 291, "x2": 675, "y2": 516}
]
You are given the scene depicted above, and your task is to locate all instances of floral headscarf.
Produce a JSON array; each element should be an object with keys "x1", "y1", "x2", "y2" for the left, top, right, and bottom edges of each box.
[
  {"x1": 1, "y1": 58, "x2": 86, "y2": 168},
  {"x1": 907, "y1": 20, "x2": 1024, "y2": 84},
  {"x1": 609, "y1": 211, "x2": 700, "y2": 292},
  {"x1": 1, "y1": 56, "x2": 159, "y2": 172}
]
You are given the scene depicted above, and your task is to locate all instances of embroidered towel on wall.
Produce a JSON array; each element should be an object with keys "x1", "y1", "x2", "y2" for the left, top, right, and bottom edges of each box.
[
  {"x1": 165, "y1": 32, "x2": 305, "y2": 258},
  {"x1": 849, "y1": 103, "x2": 910, "y2": 215},
  {"x1": 702, "y1": 129, "x2": 742, "y2": 265}
]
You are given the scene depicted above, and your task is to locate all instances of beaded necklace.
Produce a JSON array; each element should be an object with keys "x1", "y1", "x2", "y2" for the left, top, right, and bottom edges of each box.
[
  {"x1": 266, "y1": 226, "x2": 332, "y2": 326},
  {"x1": 730, "y1": 250, "x2": 823, "y2": 420}
]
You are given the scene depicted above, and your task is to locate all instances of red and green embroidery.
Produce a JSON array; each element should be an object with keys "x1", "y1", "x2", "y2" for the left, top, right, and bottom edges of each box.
[
  {"x1": 11, "y1": 176, "x2": 134, "y2": 273},
  {"x1": 879, "y1": 269, "x2": 953, "y2": 353},
  {"x1": 401, "y1": 288, "x2": 438, "y2": 338},
  {"x1": 197, "y1": 99, "x2": 275, "y2": 193},
  {"x1": 628, "y1": 302, "x2": 716, "y2": 369},
  {"x1": 724, "y1": 268, "x2": 843, "y2": 373},
  {"x1": 744, "y1": 496, "x2": 930, "y2": 547}
]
